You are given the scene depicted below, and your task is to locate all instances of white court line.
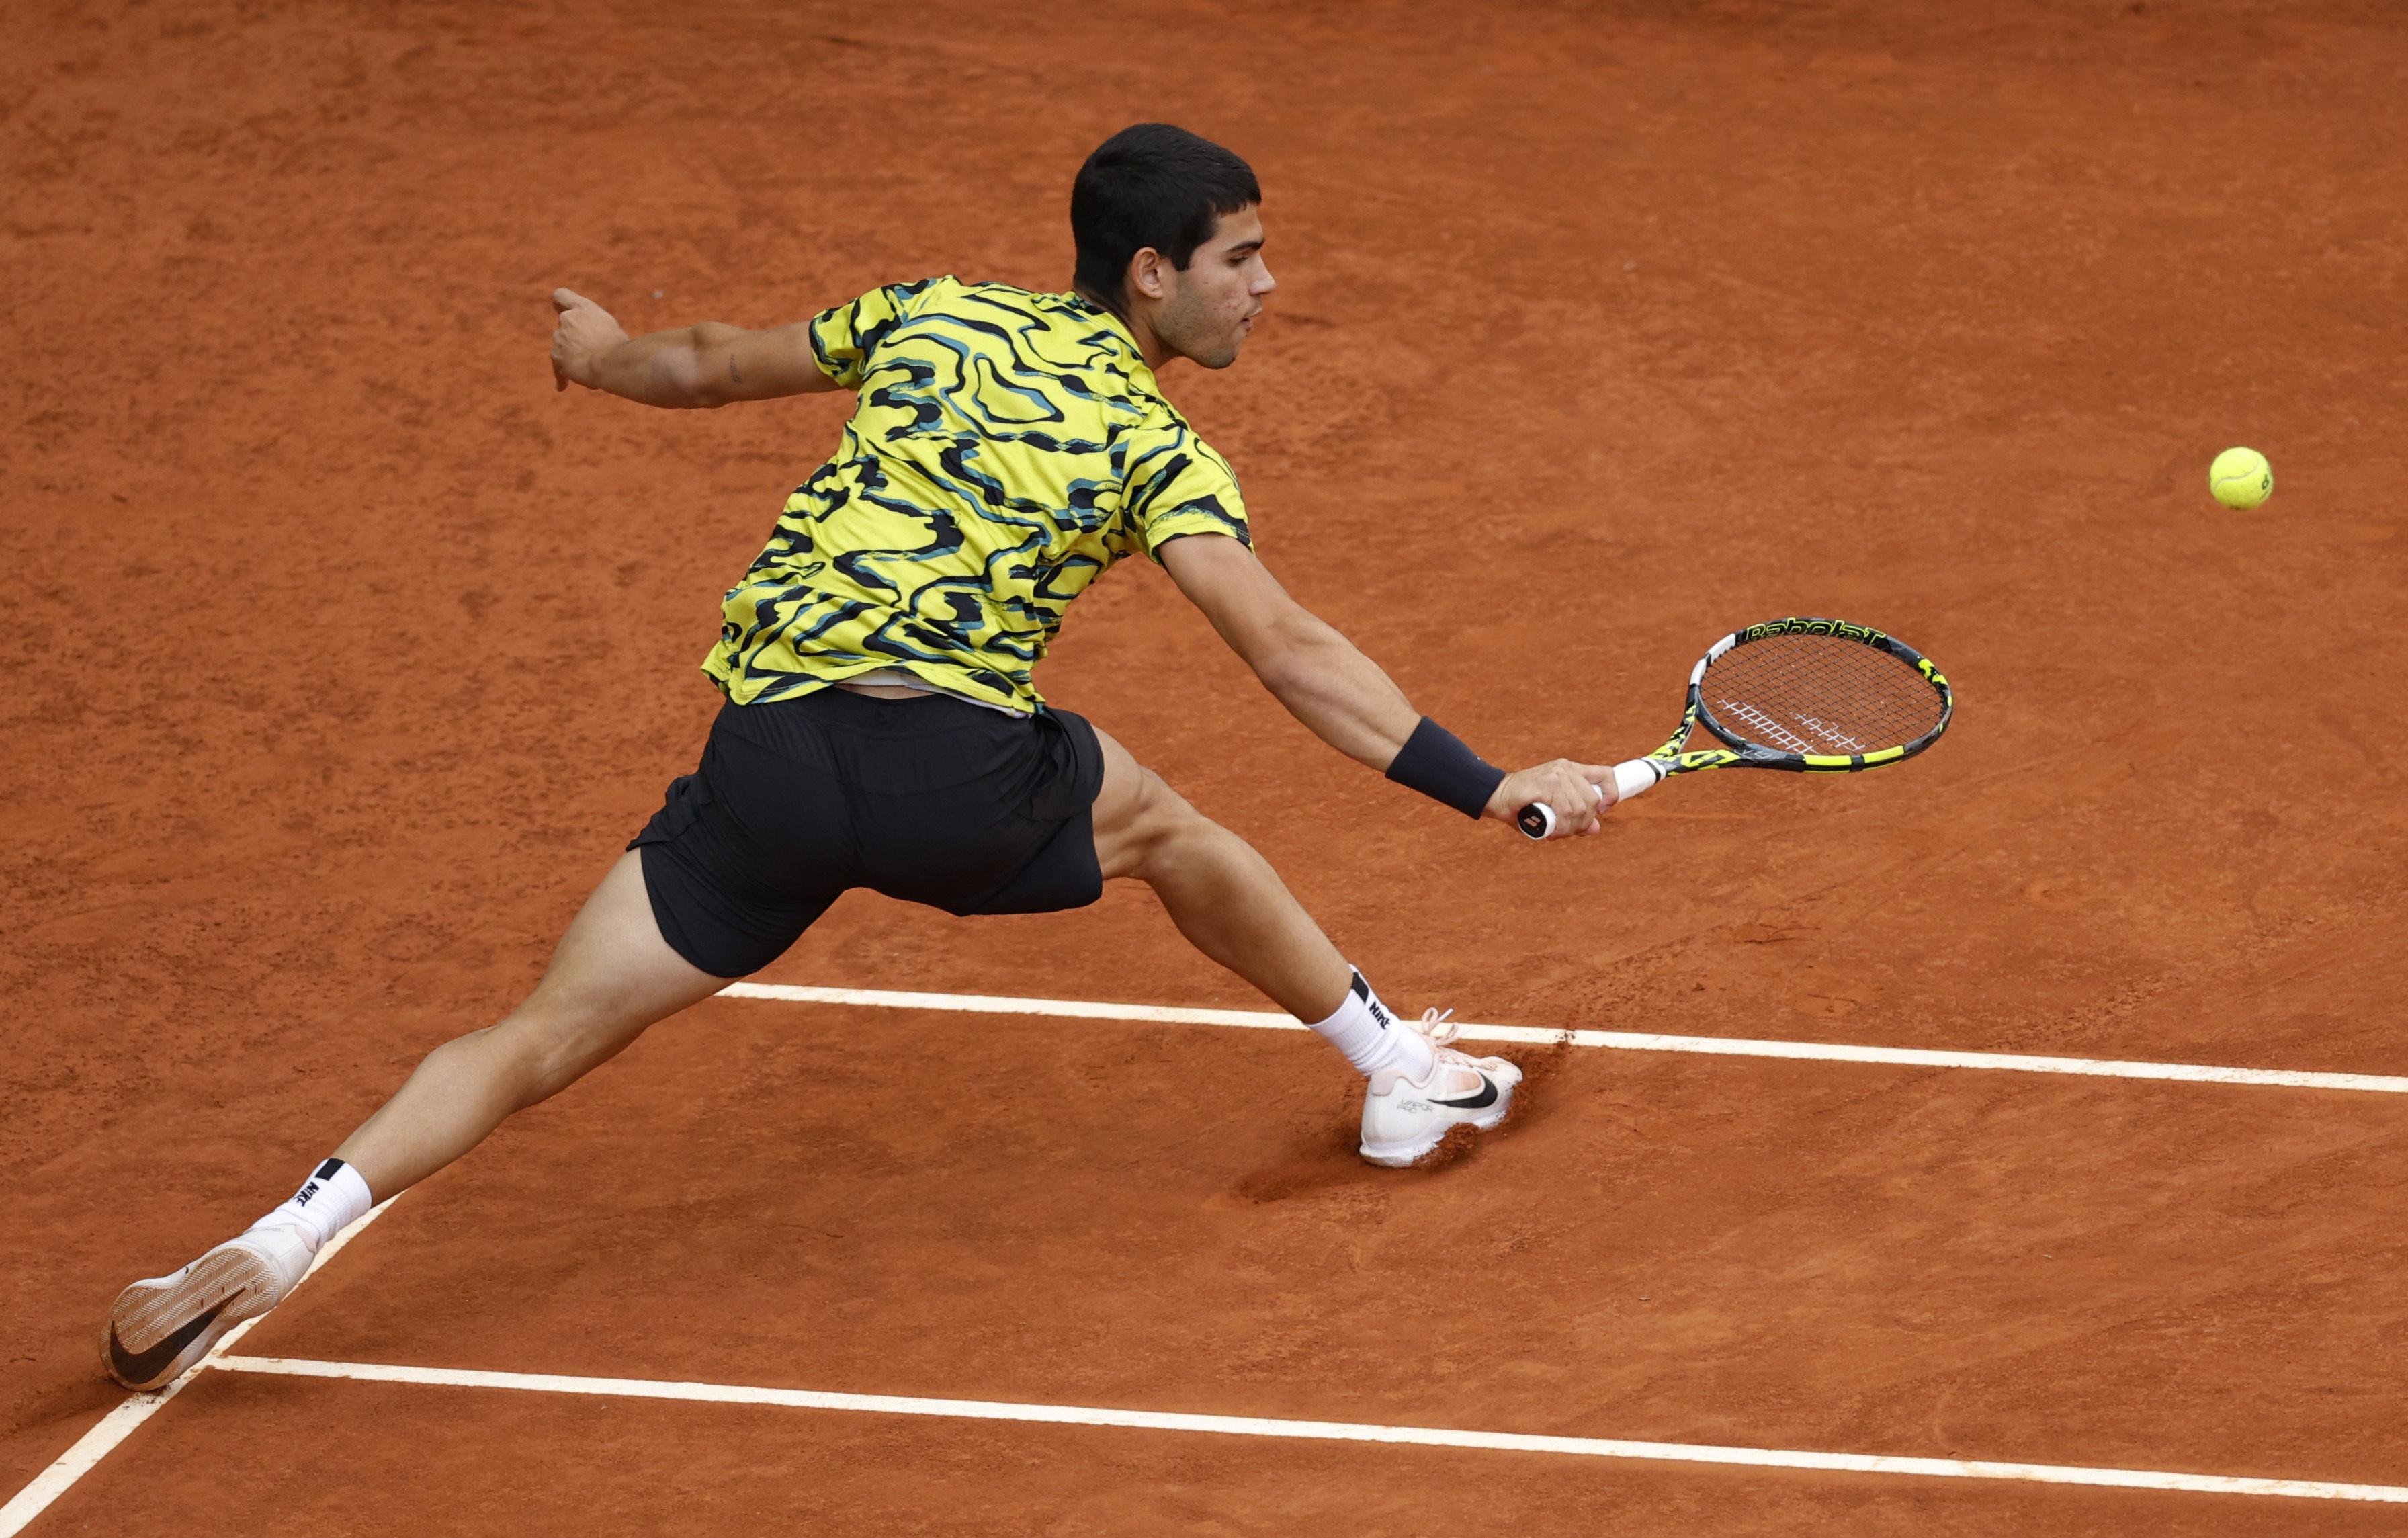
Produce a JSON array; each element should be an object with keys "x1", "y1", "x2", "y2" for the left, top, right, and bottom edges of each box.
[
  {"x1": 15, "y1": 989, "x2": 2402, "y2": 1528},
  {"x1": 0, "y1": 1198, "x2": 400, "y2": 1538},
  {"x1": 208, "y1": 1355, "x2": 2408, "y2": 1505},
  {"x1": 719, "y1": 983, "x2": 2408, "y2": 1097}
]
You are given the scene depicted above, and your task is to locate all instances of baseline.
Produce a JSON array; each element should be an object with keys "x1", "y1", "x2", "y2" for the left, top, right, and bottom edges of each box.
[
  {"x1": 0, "y1": 1199, "x2": 401, "y2": 1538},
  {"x1": 212, "y1": 1354, "x2": 2408, "y2": 1506},
  {"x1": 719, "y1": 983, "x2": 2408, "y2": 1097}
]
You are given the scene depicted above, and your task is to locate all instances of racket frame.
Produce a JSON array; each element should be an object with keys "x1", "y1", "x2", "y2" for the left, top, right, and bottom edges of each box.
[
  {"x1": 1516, "y1": 617, "x2": 1951, "y2": 839},
  {"x1": 1662, "y1": 616, "x2": 1951, "y2": 775}
]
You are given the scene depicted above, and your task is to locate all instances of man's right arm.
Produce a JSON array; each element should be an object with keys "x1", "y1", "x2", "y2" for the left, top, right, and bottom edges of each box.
[
  {"x1": 548, "y1": 287, "x2": 842, "y2": 407},
  {"x1": 1160, "y1": 533, "x2": 1614, "y2": 837}
]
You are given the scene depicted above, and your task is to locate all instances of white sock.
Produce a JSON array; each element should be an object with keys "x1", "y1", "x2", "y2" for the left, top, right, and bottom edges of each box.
[
  {"x1": 251, "y1": 1158, "x2": 374, "y2": 1256},
  {"x1": 1309, "y1": 972, "x2": 1438, "y2": 1083}
]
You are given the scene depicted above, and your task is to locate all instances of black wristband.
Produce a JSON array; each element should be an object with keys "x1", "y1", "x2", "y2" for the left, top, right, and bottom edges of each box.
[{"x1": 1385, "y1": 716, "x2": 1506, "y2": 819}]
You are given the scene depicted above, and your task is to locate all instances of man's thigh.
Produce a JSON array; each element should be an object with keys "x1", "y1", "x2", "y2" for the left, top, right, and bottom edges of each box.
[{"x1": 1088, "y1": 725, "x2": 1204, "y2": 881}]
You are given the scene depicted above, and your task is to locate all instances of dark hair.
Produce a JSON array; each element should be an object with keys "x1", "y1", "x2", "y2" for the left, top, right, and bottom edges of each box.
[{"x1": 1071, "y1": 124, "x2": 1260, "y2": 312}]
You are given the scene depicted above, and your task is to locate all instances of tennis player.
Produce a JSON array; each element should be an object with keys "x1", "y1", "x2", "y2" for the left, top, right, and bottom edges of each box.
[{"x1": 101, "y1": 124, "x2": 1617, "y2": 1390}]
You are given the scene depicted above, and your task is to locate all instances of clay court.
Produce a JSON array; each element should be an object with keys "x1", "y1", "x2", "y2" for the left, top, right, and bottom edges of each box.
[{"x1": 7, "y1": 0, "x2": 2408, "y2": 1532}]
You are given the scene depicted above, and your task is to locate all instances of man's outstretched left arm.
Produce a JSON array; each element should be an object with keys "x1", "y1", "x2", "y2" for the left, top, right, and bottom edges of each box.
[
  {"x1": 547, "y1": 288, "x2": 841, "y2": 407},
  {"x1": 1160, "y1": 533, "x2": 1613, "y2": 837}
]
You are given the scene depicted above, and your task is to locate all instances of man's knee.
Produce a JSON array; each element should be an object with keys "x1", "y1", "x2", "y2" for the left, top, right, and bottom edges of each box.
[
  {"x1": 1095, "y1": 763, "x2": 1216, "y2": 881},
  {"x1": 484, "y1": 990, "x2": 646, "y2": 1097}
]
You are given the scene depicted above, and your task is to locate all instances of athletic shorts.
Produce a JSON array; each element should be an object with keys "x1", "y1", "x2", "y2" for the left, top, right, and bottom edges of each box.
[{"x1": 629, "y1": 688, "x2": 1107, "y2": 978}]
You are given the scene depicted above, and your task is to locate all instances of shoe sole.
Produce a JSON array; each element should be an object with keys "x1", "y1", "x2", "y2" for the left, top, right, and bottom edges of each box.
[
  {"x1": 101, "y1": 1244, "x2": 286, "y2": 1390},
  {"x1": 1359, "y1": 1092, "x2": 1514, "y2": 1168}
]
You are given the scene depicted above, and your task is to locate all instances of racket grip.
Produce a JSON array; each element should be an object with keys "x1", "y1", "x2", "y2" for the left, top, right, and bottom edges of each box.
[
  {"x1": 1612, "y1": 759, "x2": 1664, "y2": 802},
  {"x1": 1516, "y1": 759, "x2": 1664, "y2": 841}
]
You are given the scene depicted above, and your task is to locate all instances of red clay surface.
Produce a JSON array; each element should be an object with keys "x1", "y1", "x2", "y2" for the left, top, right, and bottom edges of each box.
[{"x1": 7, "y1": 0, "x2": 2408, "y2": 1533}]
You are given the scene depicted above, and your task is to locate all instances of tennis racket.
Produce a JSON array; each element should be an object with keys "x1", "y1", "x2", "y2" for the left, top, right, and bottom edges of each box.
[{"x1": 1518, "y1": 616, "x2": 1952, "y2": 839}]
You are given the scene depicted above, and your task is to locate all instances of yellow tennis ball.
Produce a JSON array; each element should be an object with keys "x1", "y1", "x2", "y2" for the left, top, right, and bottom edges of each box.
[{"x1": 2208, "y1": 446, "x2": 2273, "y2": 510}]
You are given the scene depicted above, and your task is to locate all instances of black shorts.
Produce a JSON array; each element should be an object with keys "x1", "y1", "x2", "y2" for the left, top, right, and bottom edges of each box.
[{"x1": 630, "y1": 689, "x2": 1107, "y2": 978}]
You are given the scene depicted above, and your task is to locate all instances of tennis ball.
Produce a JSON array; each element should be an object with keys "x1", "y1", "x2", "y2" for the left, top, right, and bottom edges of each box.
[{"x1": 2208, "y1": 446, "x2": 2273, "y2": 510}]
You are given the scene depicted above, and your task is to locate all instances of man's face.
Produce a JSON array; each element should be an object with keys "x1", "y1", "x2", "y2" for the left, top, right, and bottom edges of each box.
[{"x1": 1150, "y1": 206, "x2": 1274, "y2": 370}]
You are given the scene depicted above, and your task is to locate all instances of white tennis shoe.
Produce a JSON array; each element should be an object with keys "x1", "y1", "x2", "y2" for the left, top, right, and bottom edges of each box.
[
  {"x1": 1358, "y1": 1009, "x2": 1522, "y2": 1167},
  {"x1": 102, "y1": 1225, "x2": 314, "y2": 1390}
]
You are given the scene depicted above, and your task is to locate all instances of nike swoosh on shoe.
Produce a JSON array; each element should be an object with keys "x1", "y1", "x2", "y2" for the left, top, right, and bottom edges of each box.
[
  {"x1": 107, "y1": 1301, "x2": 228, "y2": 1387},
  {"x1": 1430, "y1": 1076, "x2": 1498, "y2": 1110}
]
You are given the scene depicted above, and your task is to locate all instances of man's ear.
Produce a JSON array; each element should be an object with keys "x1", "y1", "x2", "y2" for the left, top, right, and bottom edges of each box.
[{"x1": 1125, "y1": 245, "x2": 1170, "y2": 301}]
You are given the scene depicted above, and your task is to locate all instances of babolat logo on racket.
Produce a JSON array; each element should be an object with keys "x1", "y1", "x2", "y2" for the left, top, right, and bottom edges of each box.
[{"x1": 1740, "y1": 617, "x2": 1886, "y2": 646}]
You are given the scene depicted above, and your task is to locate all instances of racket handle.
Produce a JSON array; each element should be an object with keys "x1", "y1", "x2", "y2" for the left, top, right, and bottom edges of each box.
[
  {"x1": 1516, "y1": 759, "x2": 1665, "y2": 841},
  {"x1": 1516, "y1": 802, "x2": 1559, "y2": 839}
]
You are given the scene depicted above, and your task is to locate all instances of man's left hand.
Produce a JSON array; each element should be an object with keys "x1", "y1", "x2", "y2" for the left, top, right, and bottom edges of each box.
[{"x1": 550, "y1": 288, "x2": 630, "y2": 392}]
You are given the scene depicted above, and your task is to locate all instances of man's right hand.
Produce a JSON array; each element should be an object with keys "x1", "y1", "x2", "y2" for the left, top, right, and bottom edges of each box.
[
  {"x1": 550, "y1": 288, "x2": 632, "y2": 393},
  {"x1": 1486, "y1": 759, "x2": 1617, "y2": 837}
]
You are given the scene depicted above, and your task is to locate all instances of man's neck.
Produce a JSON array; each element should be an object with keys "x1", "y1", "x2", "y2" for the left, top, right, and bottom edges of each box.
[{"x1": 1074, "y1": 284, "x2": 1173, "y2": 371}]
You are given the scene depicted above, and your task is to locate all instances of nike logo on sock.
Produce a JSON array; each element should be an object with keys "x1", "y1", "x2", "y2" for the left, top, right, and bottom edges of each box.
[
  {"x1": 108, "y1": 1301, "x2": 228, "y2": 1385},
  {"x1": 1430, "y1": 1076, "x2": 1498, "y2": 1111}
]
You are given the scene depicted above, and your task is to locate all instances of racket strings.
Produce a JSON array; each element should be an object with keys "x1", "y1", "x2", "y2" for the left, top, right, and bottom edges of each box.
[{"x1": 1702, "y1": 635, "x2": 1942, "y2": 755}]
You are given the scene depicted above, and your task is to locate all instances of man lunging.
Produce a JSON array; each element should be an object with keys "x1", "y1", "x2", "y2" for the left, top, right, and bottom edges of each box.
[{"x1": 103, "y1": 124, "x2": 1615, "y2": 1391}]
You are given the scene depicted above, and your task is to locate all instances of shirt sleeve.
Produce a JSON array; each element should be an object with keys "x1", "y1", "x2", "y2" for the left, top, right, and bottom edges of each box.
[
  {"x1": 807, "y1": 277, "x2": 943, "y2": 390},
  {"x1": 1119, "y1": 413, "x2": 1252, "y2": 559}
]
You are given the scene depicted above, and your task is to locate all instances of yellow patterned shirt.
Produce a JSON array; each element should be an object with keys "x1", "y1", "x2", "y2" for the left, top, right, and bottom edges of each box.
[{"x1": 703, "y1": 277, "x2": 1251, "y2": 711}]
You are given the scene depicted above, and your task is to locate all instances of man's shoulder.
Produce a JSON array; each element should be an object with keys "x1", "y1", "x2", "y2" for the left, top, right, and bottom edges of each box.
[
  {"x1": 1121, "y1": 387, "x2": 1212, "y2": 443},
  {"x1": 884, "y1": 277, "x2": 1080, "y2": 327},
  {"x1": 901, "y1": 282, "x2": 1137, "y2": 353},
  {"x1": 935, "y1": 279, "x2": 1090, "y2": 316},
  {"x1": 877, "y1": 281, "x2": 1160, "y2": 419}
]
